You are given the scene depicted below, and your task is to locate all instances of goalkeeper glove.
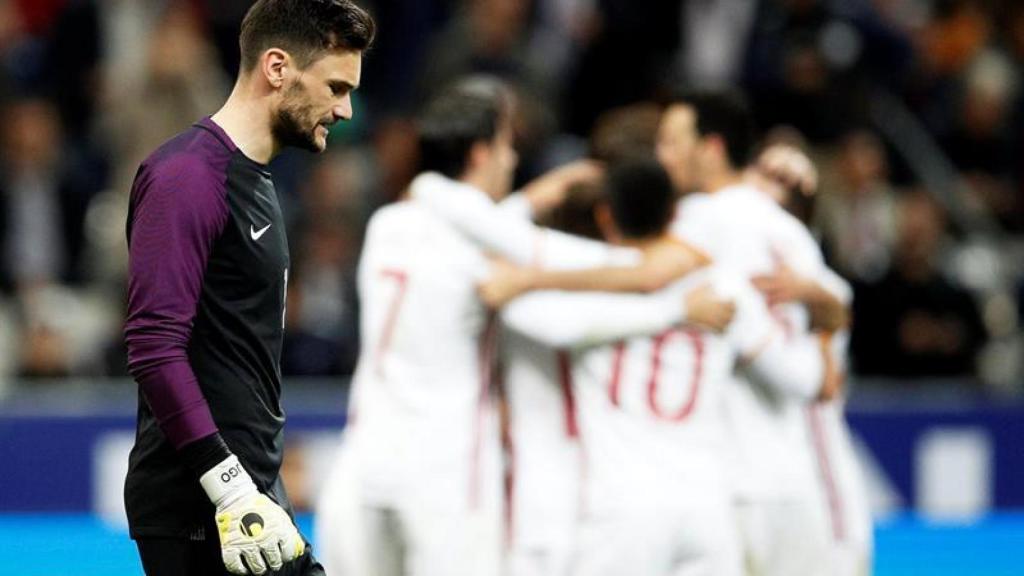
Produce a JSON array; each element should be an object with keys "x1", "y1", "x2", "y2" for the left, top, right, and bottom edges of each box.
[{"x1": 200, "y1": 455, "x2": 305, "y2": 575}]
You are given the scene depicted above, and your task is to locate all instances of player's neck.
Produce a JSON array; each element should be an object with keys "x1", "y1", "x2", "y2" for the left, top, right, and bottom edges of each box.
[
  {"x1": 211, "y1": 81, "x2": 278, "y2": 165},
  {"x1": 460, "y1": 171, "x2": 500, "y2": 203},
  {"x1": 703, "y1": 170, "x2": 743, "y2": 195},
  {"x1": 621, "y1": 233, "x2": 671, "y2": 251},
  {"x1": 631, "y1": 235, "x2": 711, "y2": 272}
]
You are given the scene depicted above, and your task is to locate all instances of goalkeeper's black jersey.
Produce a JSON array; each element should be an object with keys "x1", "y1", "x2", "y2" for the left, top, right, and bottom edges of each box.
[{"x1": 123, "y1": 118, "x2": 293, "y2": 538}]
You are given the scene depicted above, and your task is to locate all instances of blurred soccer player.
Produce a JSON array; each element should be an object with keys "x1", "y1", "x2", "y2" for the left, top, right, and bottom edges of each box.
[
  {"x1": 395, "y1": 98, "x2": 720, "y2": 576},
  {"x1": 122, "y1": 2, "x2": 374, "y2": 575},
  {"x1": 486, "y1": 177, "x2": 729, "y2": 576},
  {"x1": 657, "y1": 90, "x2": 849, "y2": 576},
  {"x1": 754, "y1": 149, "x2": 874, "y2": 576},
  {"x1": 314, "y1": 78, "x2": 518, "y2": 576},
  {"x1": 316, "y1": 78, "x2": 711, "y2": 576},
  {"x1": 481, "y1": 158, "x2": 833, "y2": 576}
]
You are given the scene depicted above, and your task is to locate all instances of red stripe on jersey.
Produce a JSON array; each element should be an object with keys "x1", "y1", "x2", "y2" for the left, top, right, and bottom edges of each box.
[
  {"x1": 808, "y1": 404, "x2": 846, "y2": 541},
  {"x1": 469, "y1": 314, "x2": 499, "y2": 510},
  {"x1": 557, "y1": 351, "x2": 579, "y2": 439},
  {"x1": 503, "y1": 425, "x2": 516, "y2": 549},
  {"x1": 607, "y1": 342, "x2": 627, "y2": 407},
  {"x1": 496, "y1": 358, "x2": 516, "y2": 549},
  {"x1": 374, "y1": 269, "x2": 409, "y2": 375}
]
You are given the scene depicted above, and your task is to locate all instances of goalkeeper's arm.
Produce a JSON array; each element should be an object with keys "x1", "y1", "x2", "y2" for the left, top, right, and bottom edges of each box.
[
  {"x1": 124, "y1": 171, "x2": 305, "y2": 575},
  {"x1": 183, "y1": 433, "x2": 304, "y2": 575}
]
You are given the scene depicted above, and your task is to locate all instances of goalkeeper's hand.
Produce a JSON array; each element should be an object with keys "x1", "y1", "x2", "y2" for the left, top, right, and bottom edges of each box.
[{"x1": 200, "y1": 455, "x2": 305, "y2": 575}]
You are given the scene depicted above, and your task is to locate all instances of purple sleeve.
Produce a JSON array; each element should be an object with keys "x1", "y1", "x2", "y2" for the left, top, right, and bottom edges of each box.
[{"x1": 124, "y1": 154, "x2": 229, "y2": 451}]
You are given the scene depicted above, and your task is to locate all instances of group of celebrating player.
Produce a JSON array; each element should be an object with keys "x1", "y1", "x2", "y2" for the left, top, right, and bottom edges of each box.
[
  {"x1": 122, "y1": 1, "x2": 871, "y2": 574},
  {"x1": 315, "y1": 78, "x2": 873, "y2": 576}
]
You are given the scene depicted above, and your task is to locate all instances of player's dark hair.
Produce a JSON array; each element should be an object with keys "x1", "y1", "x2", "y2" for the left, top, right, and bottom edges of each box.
[
  {"x1": 239, "y1": 0, "x2": 376, "y2": 72},
  {"x1": 417, "y1": 77, "x2": 513, "y2": 179},
  {"x1": 604, "y1": 157, "x2": 675, "y2": 240},
  {"x1": 539, "y1": 181, "x2": 605, "y2": 241},
  {"x1": 589, "y1": 102, "x2": 661, "y2": 164},
  {"x1": 668, "y1": 89, "x2": 755, "y2": 169}
]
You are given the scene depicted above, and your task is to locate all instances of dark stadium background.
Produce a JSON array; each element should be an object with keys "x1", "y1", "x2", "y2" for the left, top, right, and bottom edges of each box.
[{"x1": 1, "y1": 0, "x2": 1023, "y2": 574}]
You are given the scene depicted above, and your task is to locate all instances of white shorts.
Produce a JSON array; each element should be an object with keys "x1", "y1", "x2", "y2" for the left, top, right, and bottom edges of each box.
[
  {"x1": 504, "y1": 447, "x2": 580, "y2": 576},
  {"x1": 806, "y1": 404, "x2": 874, "y2": 576},
  {"x1": 316, "y1": 446, "x2": 502, "y2": 576},
  {"x1": 734, "y1": 499, "x2": 831, "y2": 576},
  {"x1": 827, "y1": 538, "x2": 872, "y2": 576},
  {"x1": 818, "y1": 486, "x2": 873, "y2": 576},
  {"x1": 506, "y1": 505, "x2": 576, "y2": 576},
  {"x1": 573, "y1": 494, "x2": 741, "y2": 576}
]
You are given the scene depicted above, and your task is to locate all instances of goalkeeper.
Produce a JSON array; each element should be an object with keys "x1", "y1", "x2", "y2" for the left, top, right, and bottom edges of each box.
[{"x1": 122, "y1": 1, "x2": 374, "y2": 574}]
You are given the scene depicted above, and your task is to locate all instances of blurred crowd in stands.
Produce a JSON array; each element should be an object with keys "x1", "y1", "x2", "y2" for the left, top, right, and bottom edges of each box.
[{"x1": 0, "y1": 0, "x2": 1022, "y2": 394}]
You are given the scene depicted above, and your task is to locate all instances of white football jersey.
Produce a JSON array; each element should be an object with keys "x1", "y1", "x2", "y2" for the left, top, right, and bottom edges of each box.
[
  {"x1": 490, "y1": 196, "x2": 697, "y2": 568},
  {"x1": 808, "y1": 331, "x2": 874, "y2": 575},
  {"x1": 343, "y1": 173, "x2": 675, "y2": 512},
  {"x1": 329, "y1": 174, "x2": 692, "y2": 576},
  {"x1": 407, "y1": 180, "x2": 720, "y2": 571},
  {"x1": 410, "y1": 172, "x2": 639, "y2": 269},
  {"x1": 342, "y1": 194, "x2": 501, "y2": 511},
  {"x1": 672, "y1": 183, "x2": 849, "y2": 500},
  {"x1": 501, "y1": 331, "x2": 581, "y2": 568},
  {"x1": 501, "y1": 267, "x2": 826, "y2": 515}
]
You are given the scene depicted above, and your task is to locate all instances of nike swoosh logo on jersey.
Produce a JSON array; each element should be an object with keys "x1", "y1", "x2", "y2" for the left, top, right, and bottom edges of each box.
[{"x1": 250, "y1": 223, "x2": 272, "y2": 240}]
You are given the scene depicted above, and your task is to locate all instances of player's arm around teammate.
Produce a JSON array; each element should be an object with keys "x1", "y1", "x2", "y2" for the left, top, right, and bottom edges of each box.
[
  {"x1": 410, "y1": 166, "x2": 710, "y2": 295},
  {"x1": 747, "y1": 143, "x2": 851, "y2": 333},
  {"x1": 746, "y1": 142, "x2": 853, "y2": 398}
]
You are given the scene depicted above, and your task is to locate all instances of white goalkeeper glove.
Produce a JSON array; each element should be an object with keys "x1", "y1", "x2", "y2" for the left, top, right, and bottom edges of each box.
[{"x1": 200, "y1": 455, "x2": 305, "y2": 575}]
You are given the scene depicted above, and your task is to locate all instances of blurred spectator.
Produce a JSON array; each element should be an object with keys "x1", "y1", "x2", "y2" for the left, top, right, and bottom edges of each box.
[
  {"x1": 417, "y1": 0, "x2": 551, "y2": 103},
  {"x1": 0, "y1": 98, "x2": 97, "y2": 290},
  {"x1": 281, "y1": 152, "x2": 372, "y2": 377},
  {"x1": 281, "y1": 219, "x2": 361, "y2": 377},
  {"x1": 90, "y1": 0, "x2": 228, "y2": 286},
  {"x1": 851, "y1": 189, "x2": 987, "y2": 379},
  {"x1": 104, "y1": 0, "x2": 228, "y2": 186},
  {"x1": 42, "y1": 0, "x2": 102, "y2": 143},
  {"x1": 906, "y1": 0, "x2": 993, "y2": 135},
  {"x1": 564, "y1": 0, "x2": 680, "y2": 136},
  {"x1": 196, "y1": 0, "x2": 253, "y2": 78},
  {"x1": 370, "y1": 117, "x2": 420, "y2": 204},
  {"x1": 0, "y1": 98, "x2": 114, "y2": 379},
  {"x1": 352, "y1": 0, "x2": 449, "y2": 116},
  {"x1": 742, "y1": 0, "x2": 912, "y2": 143},
  {"x1": 941, "y1": 49, "x2": 1021, "y2": 230},
  {"x1": 676, "y1": 0, "x2": 758, "y2": 89},
  {"x1": 15, "y1": 290, "x2": 71, "y2": 379},
  {"x1": 0, "y1": 0, "x2": 24, "y2": 103},
  {"x1": 417, "y1": 0, "x2": 561, "y2": 179},
  {"x1": 916, "y1": 0, "x2": 990, "y2": 79},
  {"x1": 1004, "y1": 1, "x2": 1024, "y2": 63},
  {"x1": 816, "y1": 129, "x2": 898, "y2": 282}
]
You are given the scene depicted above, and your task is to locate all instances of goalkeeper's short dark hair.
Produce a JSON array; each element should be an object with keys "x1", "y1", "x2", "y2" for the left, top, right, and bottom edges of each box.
[
  {"x1": 604, "y1": 157, "x2": 675, "y2": 240},
  {"x1": 239, "y1": 0, "x2": 376, "y2": 72}
]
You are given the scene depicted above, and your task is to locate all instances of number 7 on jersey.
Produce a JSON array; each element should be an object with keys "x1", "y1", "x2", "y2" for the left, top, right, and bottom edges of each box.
[{"x1": 374, "y1": 269, "x2": 409, "y2": 374}]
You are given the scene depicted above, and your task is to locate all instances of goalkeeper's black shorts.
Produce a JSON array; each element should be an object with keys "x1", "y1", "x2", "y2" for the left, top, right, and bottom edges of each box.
[{"x1": 135, "y1": 536, "x2": 325, "y2": 576}]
